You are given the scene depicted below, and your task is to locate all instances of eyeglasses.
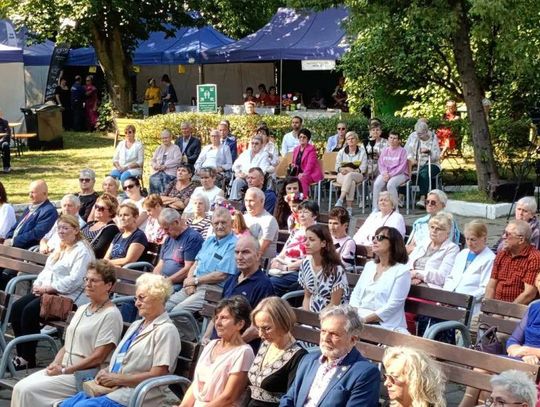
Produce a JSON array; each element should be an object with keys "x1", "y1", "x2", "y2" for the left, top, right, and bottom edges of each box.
[
  {"x1": 79, "y1": 178, "x2": 92, "y2": 183},
  {"x1": 57, "y1": 225, "x2": 74, "y2": 232},
  {"x1": 429, "y1": 225, "x2": 446, "y2": 232},
  {"x1": 251, "y1": 142, "x2": 261, "y2": 145},
  {"x1": 502, "y1": 231, "x2": 523, "y2": 239},
  {"x1": 484, "y1": 397, "x2": 525, "y2": 407},
  {"x1": 337, "y1": 127, "x2": 346, "y2": 130},
  {"x1": 125, "y1": 131, "x2": 134, "y2": 134},
  {"x1": 384, "y1": 374, "x2": 405, "y2": 385},
  {"x1": 426, "y1": 199, "x2": 439, "y2": 206},
  {"x1": 83, "y1": 277, "x2": 104, "y2": 284},
  {"x1": 135, "y1": 294, "x2": 149, "y2": 303},
  {"x1": 95, "y1": 204, "x2": 108, "y2": 212},
  {"x1": 256, "y1": 325, "x2": 273, "y2": 333},
  {"x1": 372, "y1": 235, "x2": 389, "y2": 242},
  {"x1": 123, "y1": 184, "x2": 136, "y2": 190}
]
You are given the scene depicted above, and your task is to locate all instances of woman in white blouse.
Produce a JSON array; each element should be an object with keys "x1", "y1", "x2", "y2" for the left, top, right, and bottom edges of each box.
[
  {"x1": 110, "y1": 124, "x2": 144, "y2": 182},
  {"x1": 443, "y1": 220, "x2": 495, "y2": 315},
  {"x1": 10, "y1": 214, "x2": 95, "y2": 369},
  {"x1": 353, "y1": 191, "x2": 405, "y2": 249},
  {"x1": 194, "y1": 128, "x2": 233, "y2": 176},
  {"x1": 350, "y1": 226, "x2": 411, "y2": 333},
  {"x1": 408, "y1": 211, "x2": 460, "y2": 289},
  {"x1": 0, "y1": 181, "x2": 16, "y2": 242}
]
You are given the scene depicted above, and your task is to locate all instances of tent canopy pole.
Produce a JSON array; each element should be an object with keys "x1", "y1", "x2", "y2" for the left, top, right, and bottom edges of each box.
[{"x1": 279, "y1": 59, "x2": 283, "y2": 111}]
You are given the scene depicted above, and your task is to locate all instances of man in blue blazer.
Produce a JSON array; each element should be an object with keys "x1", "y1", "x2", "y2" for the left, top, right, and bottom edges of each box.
[
  {"x1": 280, "y1": 305, "x2": 380, "y2": 407},
  {"x1": 175, "y1": 121, "x2": 201, "y2": 172},
  {"x1": 5, "y1": 180, "x2": 58, "y2": 249}
]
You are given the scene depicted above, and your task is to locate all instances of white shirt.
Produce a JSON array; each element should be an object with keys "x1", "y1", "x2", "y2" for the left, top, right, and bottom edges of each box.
[
  {"x1": 443, "y1": 246, "x2": 495, "y2": 315},
  {"x1": 408, "y1": 239, "x2": 460, "y2": 288},
  {"x1": 280, "y1": 131, "x2": 299, "y2": 156},
  {"x1": 113, "y1": 140, "x2": 144, "y2": 169},
  {"x1": 350, "y1": 261, "x2": 411, "y2": 333},
  {"x1": 232, "y1": 149, "x2": 272, "y2": 174},
  {"x1": 184, "y1": 186, "x2": 225, "y2": 214},
  {"x1": 34, "y1": 240, "x2": 95, "y2": 305},
  {"x1": 353, "y1": 210, "x2": 406, "y2": 246},
  {"x1": 244, "y1": 210, "x2": 279, "y2": 260},
  {"x1": 326, "y1": 134, "x2": 338, "y2": 152},
  {"x1": 0, "y1": 203, "x2": 16, "y2": 239}
]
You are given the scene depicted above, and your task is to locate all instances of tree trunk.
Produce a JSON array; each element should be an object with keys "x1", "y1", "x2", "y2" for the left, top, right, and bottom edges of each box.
[
  {"x1": 90, "y1": 24, "x2": 132, "y2": 116},
  {"x1": 451, "y1": 1, "x2": 499, "y2": 194}
]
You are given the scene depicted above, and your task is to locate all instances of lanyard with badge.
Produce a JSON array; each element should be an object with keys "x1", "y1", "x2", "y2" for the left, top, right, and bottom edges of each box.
[{"x1": 111, "y1": 322, "x2": 145, "y2": 373}]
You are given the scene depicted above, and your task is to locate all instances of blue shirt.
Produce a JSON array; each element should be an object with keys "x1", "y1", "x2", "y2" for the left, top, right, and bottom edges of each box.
[
  {"x1": 110, "y1": 229, "x2": 148, "y2": 260},
  {"x1": 159, "y1": 227, "x2": 203, "y2": 278},
  {"x1": 222, "y1": 269, "x2": 275, "y2": 305},
  {"x1": 195, "y1": 232, "x2": 237, "y2": 285}
]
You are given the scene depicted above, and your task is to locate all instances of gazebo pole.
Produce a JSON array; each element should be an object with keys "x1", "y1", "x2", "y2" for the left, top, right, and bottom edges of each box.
[
  {"x1": 279, "y1": 59, "x2": 283, "y2": 112},
  {"x1": 198, "y1": 64, "x2": 205, "y2": 84}
]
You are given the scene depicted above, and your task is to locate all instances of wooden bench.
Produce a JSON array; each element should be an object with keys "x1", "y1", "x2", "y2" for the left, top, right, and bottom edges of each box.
[
  {"x1": 478, "y1": 298, "x2": 528, "y2": 336},
  {"x1": 291, "y1": 308, "x2": 540, "y2": 392}
]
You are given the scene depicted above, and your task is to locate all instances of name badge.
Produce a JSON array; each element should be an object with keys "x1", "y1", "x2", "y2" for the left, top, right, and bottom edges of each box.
[{"x1": 214, "y1": 253, "x2": 223, "y2": 260}]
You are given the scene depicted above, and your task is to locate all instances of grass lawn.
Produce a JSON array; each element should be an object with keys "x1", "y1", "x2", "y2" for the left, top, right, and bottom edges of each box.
[{"x1": 2, "y1": 132, "x2": 116, "y2": 204}]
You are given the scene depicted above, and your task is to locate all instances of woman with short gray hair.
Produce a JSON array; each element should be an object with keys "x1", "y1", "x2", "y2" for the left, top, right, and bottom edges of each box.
[
  {"x1": 185, "y1": 193, "x2": 213, "y2": 240},
  {"x1": 149, "y1": 128, "x2": 182, "y2": 194},
  {"x1": 488, "y1": 370, "x2": 537, "y2": 407}
]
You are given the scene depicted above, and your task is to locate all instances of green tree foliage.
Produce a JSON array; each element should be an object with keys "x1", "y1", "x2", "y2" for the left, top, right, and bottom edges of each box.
[
  {"x1": 8, "y1": 0, "x2": 283, "y2": 114},
  {"x1": 289, "y1": 0, "x2": 540, "y2": 193}
]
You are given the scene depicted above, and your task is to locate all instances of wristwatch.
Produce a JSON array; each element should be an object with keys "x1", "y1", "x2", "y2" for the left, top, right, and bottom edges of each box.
[
  {"x1": 61, "y1": 367, "x2": 66, "y2": 374},
  {"x1": 194, "y1": 278, "x2": 199, "y2": 286}
]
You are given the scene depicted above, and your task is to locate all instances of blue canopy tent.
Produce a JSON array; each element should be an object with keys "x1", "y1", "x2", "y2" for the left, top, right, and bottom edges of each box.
[
  {"x1": 202, "y1": 7, "x2": 349, "y2": 63},
  {"x1": 201, "y1": 7, "x2": 349, "y2": 108}
]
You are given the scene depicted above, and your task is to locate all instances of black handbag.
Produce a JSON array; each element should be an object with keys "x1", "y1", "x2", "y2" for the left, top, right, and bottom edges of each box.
[
  {"x1": 473, "y1": 323, "x2": 504, "y2": 355},
  {"x1": 287, "y1": 164, "x2": 300, "y2": 177}
]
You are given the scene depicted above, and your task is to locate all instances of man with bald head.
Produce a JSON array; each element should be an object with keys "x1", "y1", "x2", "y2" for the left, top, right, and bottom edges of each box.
[
  {"x1": 1, "y1": 180, "x2": 58, "y2": 289},
  {"x1": 5, "y1": 180, "x2": 58, "y2": 249},
  {"x1": 0, "y1": 109, "x2": 11, "y2": 172}
]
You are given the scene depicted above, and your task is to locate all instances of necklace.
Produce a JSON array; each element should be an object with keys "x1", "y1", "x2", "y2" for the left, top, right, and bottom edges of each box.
[
  {"x1": 84, "y1": 300, "x2": 110, "y2": 317},
  {"x1": 264, "y1": 337, "x2": 294, "y2": 365}
]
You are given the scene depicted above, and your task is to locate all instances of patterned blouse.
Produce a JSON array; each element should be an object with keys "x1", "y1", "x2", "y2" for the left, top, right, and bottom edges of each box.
[
  {"x1": 162, "y1": 181, "x2": 197, "y2": 209},
  {"x1": 186, "y1": 216, "x2": 213, "y2": 240},
  {"x1": 298, "y1": 257, "x2": 349, "y2": 312},
  {"x1": 248, "y1": 340, "x2": 306, "y2": 407}
]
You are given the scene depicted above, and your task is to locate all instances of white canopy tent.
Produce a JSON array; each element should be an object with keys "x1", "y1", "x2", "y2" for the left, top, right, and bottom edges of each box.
[{"x1": 0, "y1": 44, "x2": 26, "y2": 127}]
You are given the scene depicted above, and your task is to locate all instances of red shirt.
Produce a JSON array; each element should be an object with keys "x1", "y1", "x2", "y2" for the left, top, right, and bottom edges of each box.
[{"x1": 491, "y1": 245, "x2": 540, "y2": 302}]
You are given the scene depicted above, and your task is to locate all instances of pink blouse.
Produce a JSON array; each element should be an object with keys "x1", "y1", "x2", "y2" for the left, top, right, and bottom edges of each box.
[{"x1": 192, "y1": 340, "x2": 254, "y2": 406}]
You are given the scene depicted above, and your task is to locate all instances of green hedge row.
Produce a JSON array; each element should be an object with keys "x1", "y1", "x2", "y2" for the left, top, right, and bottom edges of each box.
[{"x1": 133, "y1": 113, "x2": 468, "y2": 157}]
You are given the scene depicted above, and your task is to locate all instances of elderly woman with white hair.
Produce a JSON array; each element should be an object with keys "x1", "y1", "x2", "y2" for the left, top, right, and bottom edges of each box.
[
  {"x1": 184, "y1": 167, "x2": 225, "y2": 215},
  {"x1": 59, "y1": 273, "x2": 181, "y2": 407},
  {"x1": 461, "y1": 369, "x2": 538, "y2": 407},
  {"x1": 149, "y1": 128, "x2": 182, "y2": 194},
  {"x1": 404, "y1": 119, "x2": 441, "y2": 208},
  {"x1": 39, "y1": 194, "x2": 86, "y2": 254},
  {"x1": 353, "y1": 191, "x2": 405, "y2": 248},
  {"x1": 194, "y1": 128, "x2": 233, "y2": 176},
  {"x1": 406, "y1": 189, "x2": 460, "y2": 254},
  {"x1": 495, "y1": 196, "x2": 540, "y2": 252},
  {"x1": 185, "y1": 192, "x2": 213, "y2": 240},
  {"x1": 408, "y1": 212, "x2": 460, "y2": 289}
]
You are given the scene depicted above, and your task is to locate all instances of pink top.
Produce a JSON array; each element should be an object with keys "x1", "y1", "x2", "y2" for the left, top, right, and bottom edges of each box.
[
  {"x1": 192, "y1": 340, "x2": 254, "y2": 406},
  {"x1": 144, "y1": 216, "x2": 166, "y2": 244},
  {"x1": 377, "y1": 146, "x2": 409, "y2": 177},
  {"x1": 292, "y1": 144, "x2": 324, "y2": 182}
]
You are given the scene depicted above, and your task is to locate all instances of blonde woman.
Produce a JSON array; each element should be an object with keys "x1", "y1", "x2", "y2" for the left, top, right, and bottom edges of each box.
[
  {"x1": 10, "y1": 214, "x2": 95, "y2": 369},
  {"x1": 110, "y1": 124, "x2": 144, "y2": 182},
  {"x1": 383, "y1": 346, "x2": 446, "y2": 407}
]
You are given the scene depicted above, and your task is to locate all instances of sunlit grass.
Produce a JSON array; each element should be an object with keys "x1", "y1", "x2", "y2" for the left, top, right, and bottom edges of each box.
[{"x1": 2, "y1": 132, "x2": 116, "y2": 204}]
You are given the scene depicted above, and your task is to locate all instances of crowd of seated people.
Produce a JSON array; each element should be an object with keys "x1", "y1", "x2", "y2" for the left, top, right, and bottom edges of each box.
[{"x1": 5, "y1": 116, "x2": 540, "y2": 407}]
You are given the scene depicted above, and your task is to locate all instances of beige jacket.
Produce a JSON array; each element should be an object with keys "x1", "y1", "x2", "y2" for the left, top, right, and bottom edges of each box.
[{"x1": 106, "y1": 311, "x2": 181, "y2": 407}]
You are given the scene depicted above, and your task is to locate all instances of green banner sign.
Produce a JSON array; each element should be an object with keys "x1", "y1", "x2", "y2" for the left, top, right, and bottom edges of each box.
[{"x1": 197, "y1": 84, "x2": 218, "y2": 113}]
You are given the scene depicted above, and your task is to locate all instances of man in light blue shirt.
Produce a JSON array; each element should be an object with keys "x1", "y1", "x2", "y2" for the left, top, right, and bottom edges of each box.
[{"x1": 165, "y1": 207, "x2": 238, "y2": 315}]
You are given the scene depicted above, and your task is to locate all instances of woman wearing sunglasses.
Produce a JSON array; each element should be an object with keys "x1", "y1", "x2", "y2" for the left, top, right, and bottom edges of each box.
[
  {"x1": 382, "y1": 346, "x2": 446, "y2": 407},
  {"x1": 121, "y1": 177, "x2": 148, "y2": 230},
  {"x1": 110, "y1": 125, "x2": 144, "y2": 182},
  {"x1": 349, "y1": 226, "x2": 410, "y2": 333},
  {"x1": 81, "y1": 194, "x2": 120, "y2": 259}
]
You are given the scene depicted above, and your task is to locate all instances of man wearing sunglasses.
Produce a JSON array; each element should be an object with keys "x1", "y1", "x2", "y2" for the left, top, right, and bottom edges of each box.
[
  {"x1": 326, "y1": 122, "x2": 347, "y2": 152},
  {"x1": 75, "y1": 168, "x2": 98, "y2": 222}
]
